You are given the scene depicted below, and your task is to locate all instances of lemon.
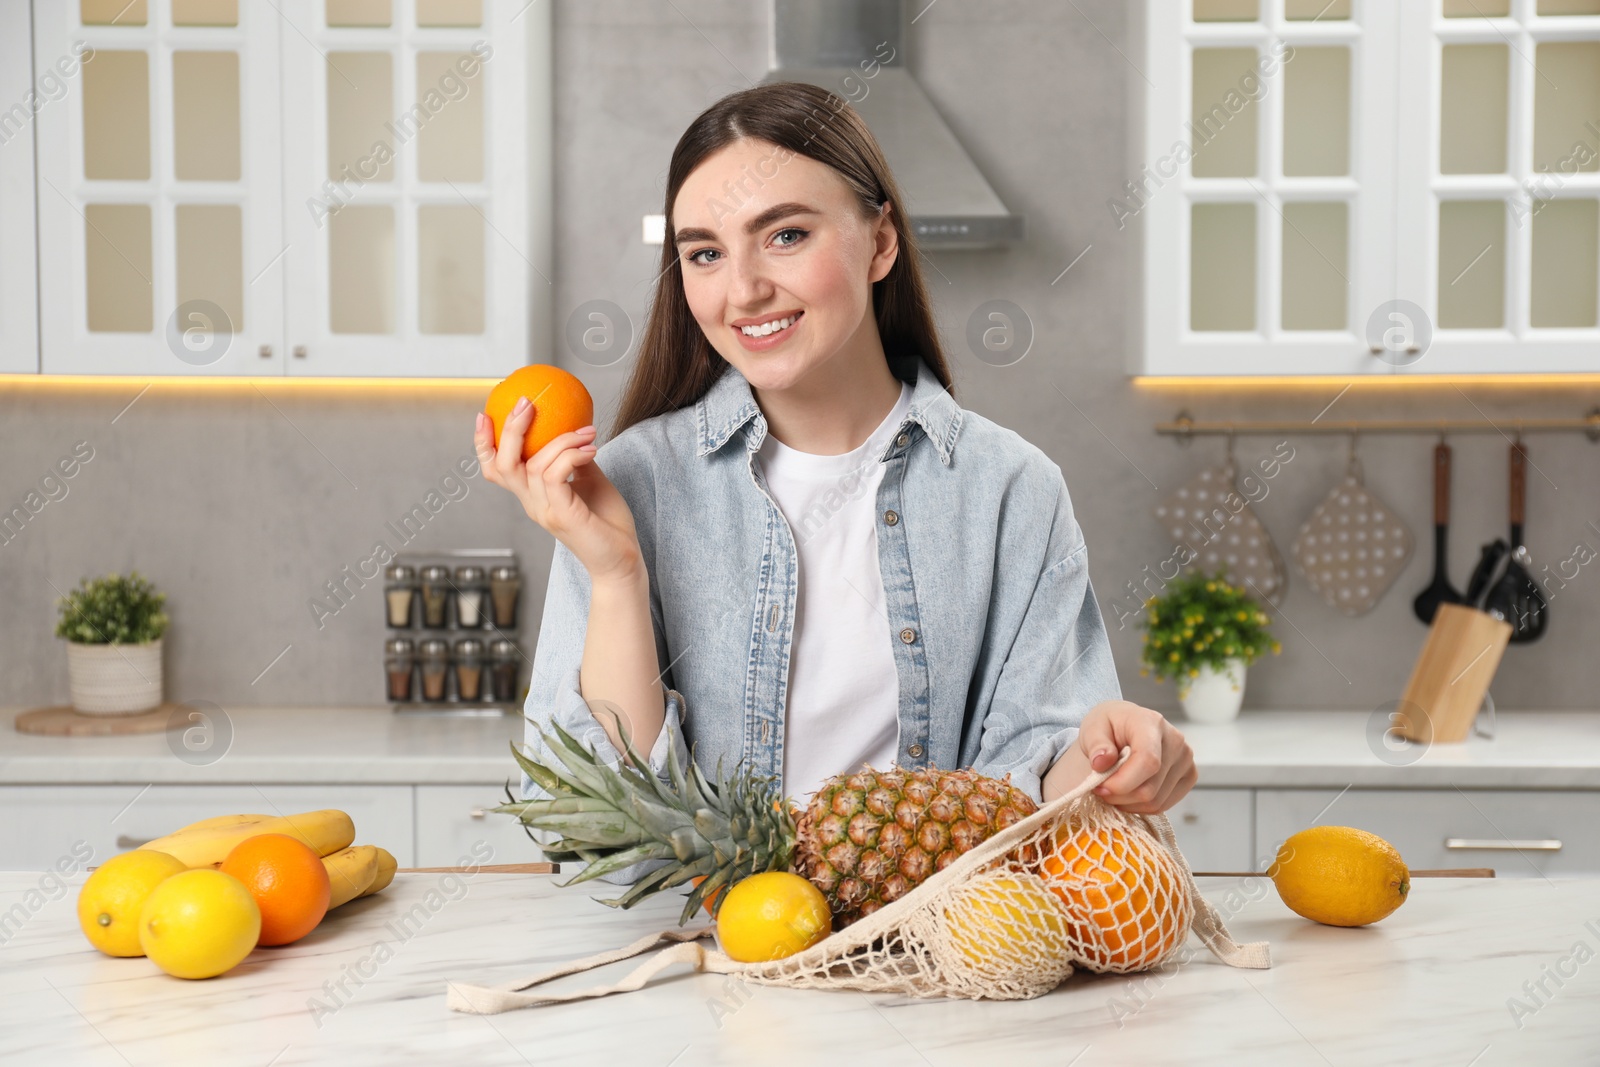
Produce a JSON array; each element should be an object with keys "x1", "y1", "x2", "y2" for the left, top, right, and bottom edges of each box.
[
  {"x1": 944, "y1": 871, "x2": 1070, "y2": 968},
  {"x1": 1271, "y1": 826, "x2": 1410, "y2": 927},
  {"x1": 716, "y1": 872, "x2": 831, "y2": 963},
  {"x1": 138, "y1": 869, "x2": 262, "y2": 979},
  {"x1": 77, "y1": 850, "x2": 189, "y2": 957}
]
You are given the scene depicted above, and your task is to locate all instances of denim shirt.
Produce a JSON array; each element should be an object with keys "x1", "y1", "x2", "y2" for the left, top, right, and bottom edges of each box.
[{"x1": 519, "y1": 355, "x2": 1122, "y2": 880}]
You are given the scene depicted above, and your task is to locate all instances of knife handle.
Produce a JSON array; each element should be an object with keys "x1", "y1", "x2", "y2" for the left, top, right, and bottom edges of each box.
[
  {"x1": 1510, "y1": 442, "x2": 1526, "y2": 528},
  {"x1": 1433, "y1": 442, "x2": 1451, "y2": 526}
]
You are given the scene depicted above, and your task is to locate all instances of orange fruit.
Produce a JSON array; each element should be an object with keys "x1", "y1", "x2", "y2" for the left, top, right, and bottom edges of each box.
[
  {"x1": 690, "y1": 874, "x2": 725, "y2": 917},
  {"x1": 1034, "y1": 819, "x2": 1192, "y2": 974},
  {"x1": 484, "y1": 364, "x2": 594, "y2": 463},
  {"x1": 219, "y1": 833, "x2": 331, "y2": 947}
]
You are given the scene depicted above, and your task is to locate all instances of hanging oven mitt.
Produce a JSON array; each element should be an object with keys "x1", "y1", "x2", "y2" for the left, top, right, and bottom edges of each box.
[
  {"x1": 1292, "y1": 451, "x2": 1414, "y2": 617},
  {"x1": 1153, "y1": 460, "x2": 1288, "y2": 605}
]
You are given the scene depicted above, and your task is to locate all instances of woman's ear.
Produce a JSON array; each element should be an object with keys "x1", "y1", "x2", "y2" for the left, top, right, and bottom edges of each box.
[{"x1": 869, "y1": 200, "x2": 899, "y2": 284}]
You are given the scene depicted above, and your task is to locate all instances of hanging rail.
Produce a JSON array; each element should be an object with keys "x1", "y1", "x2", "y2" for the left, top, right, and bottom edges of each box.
[{"x1": 1156, "y1": 408, "x2": 1600, "y2": 443}]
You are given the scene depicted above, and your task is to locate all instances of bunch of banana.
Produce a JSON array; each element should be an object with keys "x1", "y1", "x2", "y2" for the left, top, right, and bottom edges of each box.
[{"x1": 139, "y1": 809, "x2": 397, "y2": 908}]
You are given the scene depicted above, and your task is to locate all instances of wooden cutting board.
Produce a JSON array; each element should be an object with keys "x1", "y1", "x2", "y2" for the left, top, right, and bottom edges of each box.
[{"x1": 14, "y1": 702, "x2": 191, "y2": 736}]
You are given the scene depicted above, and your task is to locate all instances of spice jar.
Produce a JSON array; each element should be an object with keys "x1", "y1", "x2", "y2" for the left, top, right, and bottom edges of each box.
[
  {"x1": 385, "y1": 637, "x2": 416, "y2": 702},
  {"x1": 453, "y1": 565, "x2": 487, "y2": 628},
  {"x1": 419, "y1": 638, "x2": 449, "y2": 702},
  {"x1": 489, "y1": 564, "x2": 521, "y2": 628},
  {"x1": 384, "y1": 564, "x2": 418, "y2": 628},
  {"x1": 490, "y1": 639, "x2": 522, "y2": 702},
  {"x1": 454, "y1": 638, "x2": 486, "y2": 701},
  {"x1": 420, "y1": 565, "x2": 451, "y2": 629}
]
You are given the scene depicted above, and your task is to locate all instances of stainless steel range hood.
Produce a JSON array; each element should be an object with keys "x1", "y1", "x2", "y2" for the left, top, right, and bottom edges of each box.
[{"x1": 762, "y1": 0, "x2": 1024, "y2": 250}]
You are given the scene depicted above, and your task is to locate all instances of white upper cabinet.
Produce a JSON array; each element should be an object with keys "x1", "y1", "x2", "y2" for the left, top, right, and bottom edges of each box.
[
  {"x1": 0, "y1": 1, "x2": 40, "y2": 373},
  {"x1": 1138, "y1": 0, "x2": 1600, "y2": 376},
  {"x1": 25, "y1": 0, "x2": 547, "y2": 377}
]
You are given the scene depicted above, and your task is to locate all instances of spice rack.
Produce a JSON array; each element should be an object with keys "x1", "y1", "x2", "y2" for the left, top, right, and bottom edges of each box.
[{"x1": 382, "y1": 549, "x2": 525, "y2": 716}]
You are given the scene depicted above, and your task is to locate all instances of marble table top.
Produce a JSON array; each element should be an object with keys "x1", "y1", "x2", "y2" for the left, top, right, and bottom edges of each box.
[
  {"x1": 8, "y1": 706, "x2": 1600, "y2": 790},
  {"x1": 4, "y1": 867, "x2": 1596, "y2": 1065}
]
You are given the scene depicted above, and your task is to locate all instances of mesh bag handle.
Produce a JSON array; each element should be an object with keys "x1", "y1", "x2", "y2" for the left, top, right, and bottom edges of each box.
[{"x1": 448, "y1": 747, "x2": 1270, "y2": 1014}]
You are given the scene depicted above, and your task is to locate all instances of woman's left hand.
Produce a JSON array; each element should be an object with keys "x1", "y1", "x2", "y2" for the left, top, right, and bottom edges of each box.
[{"x1": 1072, "y1": 700, "x2": 1196, "y2": 814}]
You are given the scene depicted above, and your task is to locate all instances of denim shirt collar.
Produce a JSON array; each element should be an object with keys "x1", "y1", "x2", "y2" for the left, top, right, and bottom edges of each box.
[{"x1": 694, "y1": 354, "x2": 964, "y2": 466}]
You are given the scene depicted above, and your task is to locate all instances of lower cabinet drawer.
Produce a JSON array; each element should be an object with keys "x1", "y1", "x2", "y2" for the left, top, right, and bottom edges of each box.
[
  {"x1": 0, "y1": 784, "x2": 415, "y2": 871},
  {"x1": 1165, "y1": 788, "x2": 1255, "y2": 873},
  {"x1": 1254, "y1": 789, "x2": 1600, "y2": 877},
  {"x1": 414, "y1": 785, "x2": 551, "y2": 869}
]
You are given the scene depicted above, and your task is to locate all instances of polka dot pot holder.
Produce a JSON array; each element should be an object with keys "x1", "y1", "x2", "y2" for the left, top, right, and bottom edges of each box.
[
  {"x1": 1291, "y1": 453, "x2": 1414, "y2": 617},
  {"x1": 1153, "y1": 462, "x2": 1288, "y2": 606}
]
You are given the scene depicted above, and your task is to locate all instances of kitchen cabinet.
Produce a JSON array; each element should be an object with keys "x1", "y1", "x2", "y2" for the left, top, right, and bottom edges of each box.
[
  {"x1": 1255, "y1": 786, "x2": 1600, "y2": 878},
  {"x1": 0, "y1": 783, "x2": 416, "y2": 870},
  {"x1": 0, "y1": 5, "x2": 39, "y2": 373},
  {"x1": 16, "y1": 0, "x2": 550, "y2": 378},
  {"x1": 1138, "y1": 1, "x2": 1600, "y2": 376},
  {"x1": 1165, "y1": 786, "x2": 1255, "y2": 872},
  {"x1": 414, "y1": 783, "x2": 539, "y2": 868}
]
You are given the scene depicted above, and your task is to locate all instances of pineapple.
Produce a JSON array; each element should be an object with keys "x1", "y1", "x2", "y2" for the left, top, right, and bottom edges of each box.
[{"x1": 495, "y1": 710, "x2": 1038, "y2": 928}]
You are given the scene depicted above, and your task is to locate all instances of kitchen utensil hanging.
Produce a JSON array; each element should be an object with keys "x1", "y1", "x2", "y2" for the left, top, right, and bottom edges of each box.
[
  {"x1": 1486, "y1": 438, "x2": 1548, "y2": 643},
  {"x1": 1412, "y1": 440, "x2": 1465, "y2": 624},
  {"x1": 1153, "y1": 435, "x2": 1288, "y2": 604},
  {"x1": 1291, "y1": 435, "x2": 1414, "y2": 617}
]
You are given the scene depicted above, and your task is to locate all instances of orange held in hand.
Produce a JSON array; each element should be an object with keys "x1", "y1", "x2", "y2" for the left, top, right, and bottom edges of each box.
[
  {"x1": 219, "y1": 833, "x2": 332, "y2": 947},
  {"x1": 485, "y1": 364, "x2": 595, "y2": 463}
]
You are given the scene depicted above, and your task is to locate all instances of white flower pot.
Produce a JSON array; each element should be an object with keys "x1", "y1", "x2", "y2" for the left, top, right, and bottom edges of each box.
[
  {"x1": 1179, "y1": 658, "x2": 1246, "y2": 724},
  {"x1": 66, "y1": 638, "x2": 164, "y2": 715}
]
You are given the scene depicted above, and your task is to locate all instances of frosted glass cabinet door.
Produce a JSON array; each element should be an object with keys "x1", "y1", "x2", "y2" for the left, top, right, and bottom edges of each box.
[
  {"x1": 0, "y1": 2, "x2": 40, "y2": 373},
  {"x1": 1144, "y1": 1, "x2": 1396, "y2": 375},
  {"x1": 32, "y1": 0, "x2": 285, "y2": 375},
  {"x1": 278, "y1": 0, "x2": 544, "y2": 378}
]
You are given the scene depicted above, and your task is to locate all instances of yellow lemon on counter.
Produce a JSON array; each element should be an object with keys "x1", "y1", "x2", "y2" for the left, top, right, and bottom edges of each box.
[
  {"x1": 138, "y1": 869, "x2": 262, "y2": 979},
  {"x1": 1271, "y1": 826, "x2": 1409, "y2": 927},
  {"x1": 716, "y1": 872, "x2": 831, "y2": 963},
  {"x1": 943, "y1": 870, "x2": 1071, "y2": 969},
  {"x1": 77, "y1": 850, "x2": 189, "y2": 957}
]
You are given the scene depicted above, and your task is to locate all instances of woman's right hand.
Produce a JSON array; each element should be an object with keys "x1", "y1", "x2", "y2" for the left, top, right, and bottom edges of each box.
[{"x1": 474, "y1": 399, "x2": 645, "y2": 584}]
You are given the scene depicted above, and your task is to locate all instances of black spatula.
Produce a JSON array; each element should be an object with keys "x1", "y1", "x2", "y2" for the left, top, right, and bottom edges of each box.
[{"x1": 1412, "y1": 442, "x2": 1465, "y2": 624}]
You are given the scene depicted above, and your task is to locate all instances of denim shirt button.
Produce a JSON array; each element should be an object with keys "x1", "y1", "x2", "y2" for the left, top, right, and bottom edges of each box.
[
  {"x1": 899, "y1": 627, "x2": 917, "y2": 643},
  {"x1": 883, "y1": 509, "x2": 899, "y2": 526},
  {"x1": 907, "y1": 743, "x2": 924, "y2": 758},
  {"x1": 895, "y1": 432, "x2": 910, "y2": 447}
]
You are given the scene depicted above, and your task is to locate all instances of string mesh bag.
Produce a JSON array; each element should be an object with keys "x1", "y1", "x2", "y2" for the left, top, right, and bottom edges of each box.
[{"x1": 446, "y1": 749, "x2": 1269, "y2": 1013}]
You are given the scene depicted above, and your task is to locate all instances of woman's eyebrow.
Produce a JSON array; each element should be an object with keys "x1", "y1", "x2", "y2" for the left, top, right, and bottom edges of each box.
[{"x1": 674, "y1": 202, "x2": 820, "y2": 245}]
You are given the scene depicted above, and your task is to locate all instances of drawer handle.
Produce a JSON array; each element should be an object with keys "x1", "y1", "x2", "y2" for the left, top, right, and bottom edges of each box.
[
  {"x1": 1444, "y1": 837, "x2": 1562, "y2": 852},
  {"x1": 116, "y1": 834, "x2": 154, "y2": 849},
  {"x1": 1182, "y1": 812, "x2": 1199, "y2": 824},
  {"x1": 469, "y1": 808, "x2": 487, "y2": 819}
]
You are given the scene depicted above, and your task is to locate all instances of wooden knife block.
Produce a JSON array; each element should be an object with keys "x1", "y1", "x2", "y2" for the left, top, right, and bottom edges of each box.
[{"x1": 1394, "y1": 603, "x2": 1512, "y2": 744}]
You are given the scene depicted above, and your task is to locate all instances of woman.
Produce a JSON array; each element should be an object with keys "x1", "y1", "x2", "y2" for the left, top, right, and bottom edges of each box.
[{"x1": 473, "y1": 83, "x2": 1195, "y2": 875}]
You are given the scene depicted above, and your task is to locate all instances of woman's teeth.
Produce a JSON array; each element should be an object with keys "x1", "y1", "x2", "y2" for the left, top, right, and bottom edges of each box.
[{"x1": 740, "y1": 313, "x2": 800, "y2": 337}]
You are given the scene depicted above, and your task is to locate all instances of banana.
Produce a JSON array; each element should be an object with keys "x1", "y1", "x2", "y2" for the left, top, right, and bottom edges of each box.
[
  {"x1": 323, "y1": 845, "x2": 380, "y2": 908},
  {"x1": 360, "y1": 847, "x2": 397, "y2": 898},
  {"x1": 141, "y1": 810, "x2": 356, "y2": 869}
]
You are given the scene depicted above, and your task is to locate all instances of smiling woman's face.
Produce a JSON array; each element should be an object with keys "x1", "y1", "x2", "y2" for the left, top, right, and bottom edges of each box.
[{"x1": 672, "y1": 138, "x2": 897, "y2": 392}]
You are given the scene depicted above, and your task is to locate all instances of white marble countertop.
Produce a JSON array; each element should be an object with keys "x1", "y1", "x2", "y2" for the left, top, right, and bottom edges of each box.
[
  {"x1": 7, "y1": 706, "x2": 1600, "y2": 790},
  {"x1": 3, "y1": 868, "x2": 1594, "y2": 1065}
]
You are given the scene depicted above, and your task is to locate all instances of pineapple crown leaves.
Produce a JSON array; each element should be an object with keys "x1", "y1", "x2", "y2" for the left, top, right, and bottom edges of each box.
[{"x1": 494, "y1": 703, "x2": 796, "y2": 926}]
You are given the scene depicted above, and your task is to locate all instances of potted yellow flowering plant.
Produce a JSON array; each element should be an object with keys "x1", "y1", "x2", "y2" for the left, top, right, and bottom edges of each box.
[{"x1": 1139, "y1": 571, "x2": 1279, "y2": 723}]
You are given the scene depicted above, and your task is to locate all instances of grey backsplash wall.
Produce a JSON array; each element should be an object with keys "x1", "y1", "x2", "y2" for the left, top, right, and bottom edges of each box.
[{"x1": 2, "y1": 1, "x2": 1596, "y2": 713}]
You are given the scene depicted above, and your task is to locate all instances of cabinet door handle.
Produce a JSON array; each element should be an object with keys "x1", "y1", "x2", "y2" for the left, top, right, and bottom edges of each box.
[
  {"x1": 469, "y1": 808, "x2": 486, "y2": 819},
  {"x1": 116, "y1": 834, "x2": 154, "y2": 849},
  {"x1": 1444, "y1": 837, "x2": 1562, "y2": 852},
  {"x1": 1182, "y1": 812, "x2": 1199, "y2": 824}
]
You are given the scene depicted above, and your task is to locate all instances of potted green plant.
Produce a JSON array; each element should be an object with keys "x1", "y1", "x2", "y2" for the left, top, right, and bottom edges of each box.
[
  {"x1": 1138, "y1": 571, "x2": 1279, "y2": 723},
  {"x1": 55, "y1": 572, "x2": 170, "y2": 715}
]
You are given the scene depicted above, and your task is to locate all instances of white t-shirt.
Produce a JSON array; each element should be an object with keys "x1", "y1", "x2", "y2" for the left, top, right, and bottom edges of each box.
[{"x1": 755, "y1": 380, "x2": 914, "y2": 802}]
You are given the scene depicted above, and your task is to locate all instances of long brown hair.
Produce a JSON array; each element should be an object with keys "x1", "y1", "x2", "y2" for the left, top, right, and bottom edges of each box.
[{"x1": 609, "y1": 81, "x2": 954, "y2": 440}]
